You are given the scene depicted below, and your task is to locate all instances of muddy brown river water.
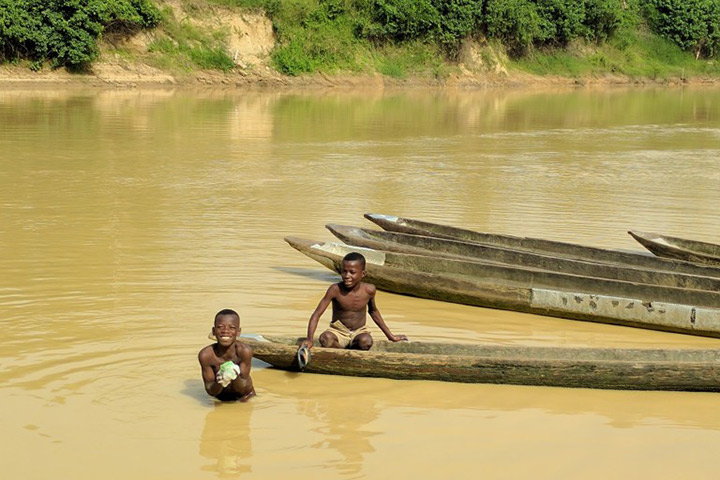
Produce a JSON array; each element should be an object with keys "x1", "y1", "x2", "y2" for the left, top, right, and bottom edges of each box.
[{"x1": 2, "y1": 86, "x2": 720, "y2": 479}]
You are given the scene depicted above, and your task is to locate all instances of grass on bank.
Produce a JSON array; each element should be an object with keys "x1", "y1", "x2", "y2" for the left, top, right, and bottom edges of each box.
[
  {"x1": 143, "y1": 3, "x2": 236, "y2": 73},
  {"x1": 515, "y1": 28, "x2": 720, "y2": 80}
]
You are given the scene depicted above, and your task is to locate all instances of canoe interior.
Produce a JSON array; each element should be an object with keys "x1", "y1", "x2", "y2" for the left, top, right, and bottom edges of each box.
[{"x1": 629, "y1": 230, "x2": 720, "y2": 264}]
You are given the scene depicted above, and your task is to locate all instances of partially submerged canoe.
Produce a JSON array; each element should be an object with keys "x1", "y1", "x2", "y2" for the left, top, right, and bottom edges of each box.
[
  {"x1": 629, "y1": 230, "x2": 720, "y2": 266},
  {"x1": 327, "y1": 224, "x2": 720, "y2": 292},
  {"x1": 364, "y1": 213, "x2": 720, "y2": 278},
  {"x1": 244, "y1": 335, "x2": 720, "y2": 392},
  {"x1": 285, "y1": 236, "x2": 720, "y2": 338}
]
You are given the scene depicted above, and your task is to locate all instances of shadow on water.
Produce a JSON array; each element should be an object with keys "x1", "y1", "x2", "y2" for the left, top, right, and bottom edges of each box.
[{"x1": 182, "y1": 379, "x2": 215, "y2": 407}]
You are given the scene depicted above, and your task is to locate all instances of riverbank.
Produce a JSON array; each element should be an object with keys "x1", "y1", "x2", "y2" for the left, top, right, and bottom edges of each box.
[
  {"x1": 2, "y1": 0, "x2": 719, "y2": 91},
  {"x1": 4, "y1": 60, "x2": 719, "y2": 91}
]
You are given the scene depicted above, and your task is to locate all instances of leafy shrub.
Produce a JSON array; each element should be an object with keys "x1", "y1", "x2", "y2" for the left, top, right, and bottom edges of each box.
[
  {"x1": 272, "y1": 37, "x2": 316, "y2": 75},
  {"x1": 534, "y1": 0, "x2": 586, "y2": 46},
  {"x1": 435, "y1": 0, "x2": 483, "y2": 56},
  {"x1": 268, "y1": 0, "x2": 362, "y2": 75},
  {"x1": 484, "y1": 0, "x2": 542, "y2": 56},
  {"x1": 359, "y1": 0, "x2": 440, "y2": 42},
  {"x1": 645, "y1": 0, "x2": 720, "y2": 59},
  {"x1": 582, "y1": 0, "x2": 623, "y2": 43},
  {"x1": 0, "y1": 0, "x2": 160, "y2": 69}
]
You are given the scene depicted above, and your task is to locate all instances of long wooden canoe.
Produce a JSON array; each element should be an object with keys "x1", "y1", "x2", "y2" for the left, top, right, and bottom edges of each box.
[
  {"x1": 285, "y1": 236, "x2": 720, "y2": 338},
  {"x1": 244, "y1": 335, "x2": 720, "y2": 391},
  {"x1": 327, "y1": 224, "x2": 720, "y2": 292},
  {"x1": 629, "y1": 230, "x2": 720, "y2": 266},
  {"x1": 364, "y1": 213, "x2": 720, "y2": 278}
]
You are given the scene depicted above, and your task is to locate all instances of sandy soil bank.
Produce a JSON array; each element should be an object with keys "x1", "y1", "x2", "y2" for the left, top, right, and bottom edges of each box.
[{"x1": 4, "y1": 60, "x2": 717, "y2": 91}]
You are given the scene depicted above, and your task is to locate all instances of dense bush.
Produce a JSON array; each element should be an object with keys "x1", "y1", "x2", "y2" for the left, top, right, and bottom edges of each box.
[
  {"x1": 0, "y1": 0, "x2": 160, "y2": 70},
  {"x1": 535, "y1": 0, "x2": 586, "y2": 46},
  {"x1": 356, "y1": 0, "x2": 481, "y2": 55},
  {"x1": 4, "y1": 0, "x2": 718, "y2": 73},
  {"x1": 483, "y1": 0, "x2": 542, "y2": 56},
  {"x1": 360, "y1": 0, "x2": 440, "y2": 42},
  {"x1": 645, "y1": 0, "x2": 720, "y2": 59},
  {"x1": 582, "y1": 0, "x2": 624, "y2": 43},
  {"x1": 434, "y1": 0, "x2": 483, "y2": 55},
  {"x1": 483, "y1": 0, "x2": 626, "y2": 55}
]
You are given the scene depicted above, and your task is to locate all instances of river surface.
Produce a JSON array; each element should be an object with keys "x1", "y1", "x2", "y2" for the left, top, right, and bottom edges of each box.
[{"x1": 2, "y1": 86, "x2": 720, "y2": 479}]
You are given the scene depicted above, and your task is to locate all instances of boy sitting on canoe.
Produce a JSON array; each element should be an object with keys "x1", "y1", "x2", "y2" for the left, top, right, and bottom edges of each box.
[
  {"x1": 198, "y1": 308, "x2": 256, "y2": 402},
  {"x1": 301, "y1": 252, "x2": 407, "y2": 350}
]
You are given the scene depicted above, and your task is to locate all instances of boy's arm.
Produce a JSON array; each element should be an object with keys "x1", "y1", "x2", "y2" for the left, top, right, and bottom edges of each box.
[
  {"x1": 198, "y1": 348, "x2": 223, "y2": 397},
  {"x1": 302, "y1": 285, "x2": 336, "y2": 348},
  {"x1": 238, "y1": 344, "x2": 253, "y2": 381},
  {"x1": 367, "y1": 285, "x2": 407, "y2": 342}
]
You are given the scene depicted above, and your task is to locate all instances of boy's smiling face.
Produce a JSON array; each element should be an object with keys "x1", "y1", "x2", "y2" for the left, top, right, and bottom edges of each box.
[
  {"x1": 340, "y1": 259, "x2": 366, "y2": 289},
  {"x1": 213, "y1": 314, "x2": 240, "y2": 346}
]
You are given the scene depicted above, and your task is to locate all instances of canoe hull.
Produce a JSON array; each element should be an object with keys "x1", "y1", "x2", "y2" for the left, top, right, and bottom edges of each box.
[
  {"x1": 284, "y1": 236, "x2": 720, "y2": 338},
  {"x1": 327, "y1": 224, "x2": 720, "y2": 292},
  {"x1": 629, "y1": 230, "x2": 720, "y2": 266},
  {"x1": 245, "y1": 336, "x2": 720, "y2": 392},
  {"x1": 364, "y1": 213, "x2": 720, "y2": 277}
]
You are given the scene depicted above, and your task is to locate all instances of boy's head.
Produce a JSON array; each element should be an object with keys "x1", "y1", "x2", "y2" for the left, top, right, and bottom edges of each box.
[
  {"x1": 213, "y1": 308, "x2": 240, "y2": 345},
  {"x1": 340, "y1": 252, "x2": 366, "y2": 289},
  {"x1": 342, "y1": 252, "x2": 366, "y2": 269}
]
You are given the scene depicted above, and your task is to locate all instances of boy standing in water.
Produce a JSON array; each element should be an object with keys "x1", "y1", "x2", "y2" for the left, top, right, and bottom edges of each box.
[
  {"x1": 198, "y1": 309, "x2": 255, "y2": 402},
  {"x1": 302, "y1": 252, "x2": 407, "y2": 350}
]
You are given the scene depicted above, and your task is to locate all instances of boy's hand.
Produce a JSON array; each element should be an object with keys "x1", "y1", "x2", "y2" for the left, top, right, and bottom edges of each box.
[
  {"x1": 216, "y1": 370, "x2": 232, "y2": 387},
  {"x1": 217, "y1": 361, "x2": 240, "y2": 387},
  {"x1": 389, "y1": 334, "x2": 408, "y2": 342},
  {"x1": 301, "y1": 338, "x2": 314, "y2": 349}
]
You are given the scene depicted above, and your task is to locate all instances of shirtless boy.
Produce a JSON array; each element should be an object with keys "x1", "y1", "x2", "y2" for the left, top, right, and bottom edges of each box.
[
  {"x1": 198, "y1": 309, "x2": 256, "y2": 401},
  {"x1": 302, "y1": 252, "x2": 407, "y2": 350}
]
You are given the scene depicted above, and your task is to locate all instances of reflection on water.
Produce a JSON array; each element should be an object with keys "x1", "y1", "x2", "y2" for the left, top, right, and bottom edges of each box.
[
  {"x1": 200, "y1": 403, "x2": 254, "y2": 476},
  {"x1": 297, "y1": 389, "x2": 378, "y2": 476},
  {"x1": 2, "y1": 86, "x2": 720, "y2": 479}
]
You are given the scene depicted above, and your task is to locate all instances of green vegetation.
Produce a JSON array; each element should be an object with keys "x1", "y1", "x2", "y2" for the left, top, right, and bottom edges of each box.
[
  {"x1": 218, "y1": 0, "x2": 720, "y2": 78},
  {"x1": 0, "y1": 0, "x2": 160, "y2": 70},
  {"x1": 146, "y1": 4, "x2": 235, "y2": 73},
  {"x1": 1, "y1": 0, "x2": 720, "y2": 79},
  {"x1": 645, "y1": 0, "x2": 720, "y2": 59}
]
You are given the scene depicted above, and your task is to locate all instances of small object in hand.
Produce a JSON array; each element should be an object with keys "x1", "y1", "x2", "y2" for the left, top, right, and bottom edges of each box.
[
  {"x1": 296, "y1": 345, "x2": 311, "y2": 370},
  {"x1": 217, "y1": 361, "x2": 240, "y2": 386}
]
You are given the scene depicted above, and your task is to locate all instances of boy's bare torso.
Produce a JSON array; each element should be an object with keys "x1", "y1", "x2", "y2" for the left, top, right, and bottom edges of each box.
[
  {"x1": 331, "y1": 282, "x2": 373, "y2": 330},
  {"x1": 200, "y1": 341, "x2": 251, "y2": 372}
]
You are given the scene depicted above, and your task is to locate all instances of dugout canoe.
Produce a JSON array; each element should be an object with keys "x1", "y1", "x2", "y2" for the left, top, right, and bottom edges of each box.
[
  {"x1": 629, "y1": 230, "x2": 720, "y2": 266},
  {"x1": 327, "y1": 224, "x2": 720, "y2": 292},
  {"x1": 364, "y1": 213, "x2": 720, "y2": 278},
  {"x1": 284, "y1": 236, "x2": 720, "y2": 338},
  {"x1": 243, "y1": 335, "x2": 720, "y2": 391}
]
